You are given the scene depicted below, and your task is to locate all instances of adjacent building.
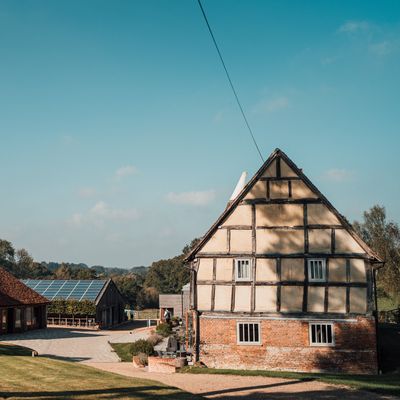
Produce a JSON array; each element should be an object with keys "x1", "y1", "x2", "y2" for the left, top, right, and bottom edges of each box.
[
  {"x1": 22, "y1": 279, "x2": 125, "y2": 328},
  {"x1": 0, "y1": 267, "x2": 49, "y2": 334},
  {"x1": 159, "y1": 283, "x2": 190, "y2": 321},
  {"x1": 186, "y1": 149, "x2": 383, "y2": 374}
]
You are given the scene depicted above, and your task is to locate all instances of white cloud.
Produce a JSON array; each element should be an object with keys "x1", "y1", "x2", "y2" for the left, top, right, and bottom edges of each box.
[
  {"x1": 166, "y1": 190, "x2": 216, "y2": 206},
  {"x1": 338, "y1": 20, "x2": 370, "y2": 34},
  {"x1": 253, "y1": 96, "x2": 289, "y2": 114},
  {"x1": 68, "y1": 201, "x2": 139, "y2": 228},
  {"x1": 323, "y1": 168, "x2": 354, "y2": 182},
  {"x1": 61, "y1": 135, "x2": 78, "y2": 146},
  {"x1": 321, "y1": 56, "x2": 338, "y2": 65},
  {"x1": 115, "y1": 165, "x2": 138, "y2": 180},
  {"x1": 369, "y1": 41, "x2": 393, "y2": 56},
  {"x1": 78, "y1": 187, "x2": 96, "y2": 198}
]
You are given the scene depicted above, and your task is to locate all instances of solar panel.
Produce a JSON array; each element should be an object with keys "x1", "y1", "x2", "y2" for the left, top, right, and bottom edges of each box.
[{"x1": 21, "y1": 279, "x2": 107, "y2": 302}]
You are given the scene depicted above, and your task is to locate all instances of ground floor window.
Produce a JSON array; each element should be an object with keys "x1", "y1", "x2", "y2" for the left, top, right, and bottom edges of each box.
[
  {"x1": 1, "y1": 309, "x2": 6, "y2": 332},
  {"x1": 309, "y1": 322, "x2": 334, "y2": 346},
  {"x1": 237, "y1": 322, "x2": 261, "y2": 344},
  {"x1": 15, "y1": 308, "x2": 22, "y2": 329},
  {"x1": 26, "y1": 307, "x2": 33, "y2": 327}
]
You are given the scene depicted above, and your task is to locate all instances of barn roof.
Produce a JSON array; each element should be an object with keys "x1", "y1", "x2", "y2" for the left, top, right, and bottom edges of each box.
[
  {"x1": 22, "y1": 279, "x2": 108, "y2": 303},
  {"x1": 0, "y1": 267, "x2": 50, "y2": 307}
]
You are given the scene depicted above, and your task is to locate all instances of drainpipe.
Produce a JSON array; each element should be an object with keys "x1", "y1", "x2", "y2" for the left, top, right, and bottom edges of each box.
[{"x1": 373, "y1": 266, "x2": 383, "y2": 374}]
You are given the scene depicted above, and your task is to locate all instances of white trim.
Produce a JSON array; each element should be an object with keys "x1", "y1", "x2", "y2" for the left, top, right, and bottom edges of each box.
[
  {"x1": 236, "y1": 321, "x2": 261, "y2": 345},
  {"x1": 308, "y1": 259, "x2": 327, "y2": 282},
  {"x1": 235, "y1": 258, "x2": 252, "y2": 281},
  {"x1": 309, "y1": 322, "x2": 335, "y2": 347},
  {"x1": 200, "y1": 314, "x2": 358, "y2": 322}
]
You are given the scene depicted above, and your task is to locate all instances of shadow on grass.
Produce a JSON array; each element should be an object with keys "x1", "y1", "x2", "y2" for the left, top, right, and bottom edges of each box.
[
  {"x1": 0, "y1": 343, "x2": 33, "y2": 356},
  {"x1": 0, "y1": 386, "x2": 200, "y2": 400}
]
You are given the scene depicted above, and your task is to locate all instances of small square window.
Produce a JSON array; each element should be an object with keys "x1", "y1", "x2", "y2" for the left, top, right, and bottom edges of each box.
[
  {"x1": 309, "y1": 322, "x2": 334, "y2": 346},
  {"x1": 235, "y1": 259, "x2": 252, "y2": 281},
  {"x1": 308, "y1": 259, "x2": 326, "y2": 282},
  {"x1": 237, "y1": 322, "x2": 261, "y2": 344}
]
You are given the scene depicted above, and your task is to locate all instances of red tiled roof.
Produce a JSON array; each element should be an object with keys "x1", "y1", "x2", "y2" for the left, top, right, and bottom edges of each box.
[{"x1": 0, "y1": 267, "x2": 50, "y2": 307}]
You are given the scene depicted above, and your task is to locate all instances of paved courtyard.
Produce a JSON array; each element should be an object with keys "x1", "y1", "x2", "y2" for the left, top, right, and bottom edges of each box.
[{"x1": 0, "y1": 323, "x2": 151, "y2": 363}]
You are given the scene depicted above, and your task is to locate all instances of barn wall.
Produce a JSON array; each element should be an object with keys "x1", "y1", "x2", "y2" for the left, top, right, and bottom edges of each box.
[{"x1": 96, "y1": 281, "x2": 125, "y2": 327}]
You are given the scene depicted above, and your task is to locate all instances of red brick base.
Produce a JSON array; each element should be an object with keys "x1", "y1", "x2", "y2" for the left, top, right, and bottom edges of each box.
[{"x1": 198, "y1": 316, "x2": 378, "y2": 374}]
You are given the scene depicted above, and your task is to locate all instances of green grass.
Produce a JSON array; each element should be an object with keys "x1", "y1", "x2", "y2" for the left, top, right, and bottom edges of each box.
[
  {"x1": 110, "y1": 342, "x2": 138, "y2": 362},
  {"x1": 0, "y1": 344, "x2": 200, "y2": 400},
  {"x1": 378, "y1": 295, "x2": 399, "y2": 311},
  {"x1": 180, "y1": 366, "x2": 400, "y2": 397}
]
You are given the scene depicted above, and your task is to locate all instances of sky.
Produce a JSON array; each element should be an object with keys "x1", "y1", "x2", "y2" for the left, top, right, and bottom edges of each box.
[{"x1": 0, "y1": 0, "x2": 399, "y2": 268}]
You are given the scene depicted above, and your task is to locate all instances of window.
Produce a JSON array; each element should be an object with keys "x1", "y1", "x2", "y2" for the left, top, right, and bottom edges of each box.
[
  {"x1": 1, "y1": 310, "x2": 6, "y2": 331},
  {"x1": 308, "y1": 259, "x2": 326, "y2": 282},
  {"x1": 309, "y1": 323, "x2": 334, "y2": 346},
  {"x1": 26, "y1": 307, "x2": 33, "y2": 327},
  {"x1": 15, "y1": 309, "x2": 22, "y2": 329},
  {"x1": 235, "y1": 259, "x2": 252, "y2": 281},
  {"x1": 237, "y1": 322, "x2": 261, "y2": 344}
]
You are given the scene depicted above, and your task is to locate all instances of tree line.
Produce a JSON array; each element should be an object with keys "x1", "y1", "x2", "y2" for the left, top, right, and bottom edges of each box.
[
  {"x1": 1, "y1": 205, "x2": 399, "y2": 310},
  {"x1": 0, "y1": 236, "x2": 200, "y2": 309}
]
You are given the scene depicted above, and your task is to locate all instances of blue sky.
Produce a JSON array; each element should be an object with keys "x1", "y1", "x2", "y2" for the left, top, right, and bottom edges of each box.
[{"x1": 0, "y1": 0, "x2": 399, "y2": 267}]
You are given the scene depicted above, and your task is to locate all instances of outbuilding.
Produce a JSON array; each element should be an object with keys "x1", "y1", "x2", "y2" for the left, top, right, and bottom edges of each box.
[
  {"x1": 22, "y1": 279, "x2": 125, "y2": 328},
  {"x1": 0, "y1": 267, "x2": 49, "y2": 334}
]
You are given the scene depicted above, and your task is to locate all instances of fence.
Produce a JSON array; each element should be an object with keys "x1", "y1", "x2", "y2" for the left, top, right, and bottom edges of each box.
[
  {"x1": 47, "y1": 316, "x2": 98, "y2": 329},
  {"x1": 125, "y1": 309, "x2": 160, "y2": 320}
]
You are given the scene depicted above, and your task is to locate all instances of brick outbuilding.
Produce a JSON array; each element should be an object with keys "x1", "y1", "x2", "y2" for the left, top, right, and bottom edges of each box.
[{"x1": 0, "y1": 267, "x2": 49, "y2": 334}]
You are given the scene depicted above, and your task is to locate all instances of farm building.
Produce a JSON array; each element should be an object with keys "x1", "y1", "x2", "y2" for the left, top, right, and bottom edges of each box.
[
  {"x1": 186, "y1": 148, "x2": 383, "y2": 375},
  {"x1": 22, "y1": 279, "x2": 125, "y2": 328},
  {"x1": 159, "y1": 283, "x2": 190, "y2": 321},
  {"x1": 0, "y1": 267, "x2": 49, "y2": 334}
]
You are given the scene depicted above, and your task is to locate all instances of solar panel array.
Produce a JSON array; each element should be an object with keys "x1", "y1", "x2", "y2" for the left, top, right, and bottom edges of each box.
[{"x1": 22, "y1": 280, "x2": 107, "y2": 302}]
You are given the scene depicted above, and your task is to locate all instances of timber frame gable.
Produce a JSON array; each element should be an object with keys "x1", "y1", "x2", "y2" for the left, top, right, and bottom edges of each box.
[{"x1": 186, "y1": 148, "x2": 382, "y2": 265}]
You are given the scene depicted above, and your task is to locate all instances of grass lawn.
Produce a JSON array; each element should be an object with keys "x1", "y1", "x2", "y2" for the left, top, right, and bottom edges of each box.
[
  {"x1": 180, "y1": 367, "x2": 400, "y2": 397},
  {"x1": 0, "y1": 344, "x2": 200, "y2": 400},
  {"x1": 110, "y1": 343, "x2": 136, "y2": 362}
]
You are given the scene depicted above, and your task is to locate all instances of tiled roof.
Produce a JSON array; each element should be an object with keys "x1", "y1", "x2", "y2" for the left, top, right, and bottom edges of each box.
[{"x1": 0, "y1": 267, "x2": 50, "y2": 307}]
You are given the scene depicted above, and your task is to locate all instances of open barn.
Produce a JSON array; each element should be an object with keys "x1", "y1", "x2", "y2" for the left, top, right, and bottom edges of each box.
[{"x1": 22, "y1": 279, "x2": 125, "y2": 329}]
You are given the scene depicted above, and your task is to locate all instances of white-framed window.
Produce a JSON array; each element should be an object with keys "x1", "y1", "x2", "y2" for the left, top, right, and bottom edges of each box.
[
  {"x1": 237, "y1": 322, "x2": 261, "y2": 345},
  {"x1": 235, "y1": 259, "x2": 252, "y2": 281},
  {"x1": 308, "y1": 259, "x2": 326, "y2": 282},
  {"x1": 309, "y1": 322, "x2": 334, "y2": 346}
]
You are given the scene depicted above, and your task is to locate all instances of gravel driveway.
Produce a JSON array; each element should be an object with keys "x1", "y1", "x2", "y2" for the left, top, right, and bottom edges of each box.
[
  {"x1": 90, "y1": 363, "x2": 396, "y2": 400},
  {"x1": 0, "y1": 323, "x2": 152, "y2": 363}
]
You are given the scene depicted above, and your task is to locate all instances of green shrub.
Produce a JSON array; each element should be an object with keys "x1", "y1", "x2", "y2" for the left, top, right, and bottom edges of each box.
[
  {"x1": 156, "y1": 322, "x2": 172, "y2": 337},
  {"x1": 130, "y1": 339, "x2": 154, "y2": 356}
]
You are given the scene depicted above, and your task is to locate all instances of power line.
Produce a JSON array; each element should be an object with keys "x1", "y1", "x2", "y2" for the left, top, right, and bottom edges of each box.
[{"x1": 197, "y1": 0, "x2": 264, "y2": 162}]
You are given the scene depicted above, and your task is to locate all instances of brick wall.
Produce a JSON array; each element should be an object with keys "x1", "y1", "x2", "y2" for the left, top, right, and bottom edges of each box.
[{"x1": 198, "y1": 316, "x2": 378, "y2": 374}]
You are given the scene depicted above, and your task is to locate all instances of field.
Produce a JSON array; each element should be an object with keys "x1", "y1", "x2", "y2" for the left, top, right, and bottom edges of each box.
[{"x1": 0, "y1": 344, "x2": 199, "y2": 400}]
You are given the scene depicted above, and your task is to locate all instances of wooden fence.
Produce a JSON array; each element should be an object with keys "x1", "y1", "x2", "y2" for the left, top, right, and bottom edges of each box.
[{"x1": 47, "y1": 316, "x2": 98, "y2": 329}]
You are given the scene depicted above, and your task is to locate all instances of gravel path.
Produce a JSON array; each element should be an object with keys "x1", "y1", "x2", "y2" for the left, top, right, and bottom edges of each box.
[
  {"x1": 90, "y1": 363, "x2": 396, "y2": 400},
  {"x1": 0, "y1": 324, "x2": 153, "y2": 363}
]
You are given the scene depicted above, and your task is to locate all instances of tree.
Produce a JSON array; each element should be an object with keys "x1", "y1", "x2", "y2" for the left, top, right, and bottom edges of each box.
[
  {"x1": 113, "y1": 274, "x2": 144, "y2": 307},
  {"x1": 144, "y1": 238, "x2": 200, "y2": 296},
  {"x1": 0, "y1": 239, "x2": 15, "y2": 271},
  {"x1": 353, "y1": 205, "x2": 400, "y2": 303},
  {"x1": 14, "y1": 248, "x2": 34, "y2": 278}
]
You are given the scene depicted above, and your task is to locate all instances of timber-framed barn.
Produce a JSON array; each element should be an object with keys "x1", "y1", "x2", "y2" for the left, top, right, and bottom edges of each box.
[{"x1": 185, "y1": 148, "x2": 383, "y2": 374}]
